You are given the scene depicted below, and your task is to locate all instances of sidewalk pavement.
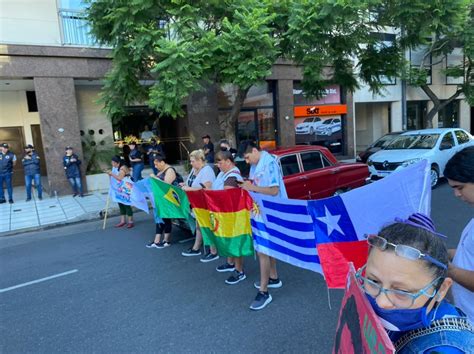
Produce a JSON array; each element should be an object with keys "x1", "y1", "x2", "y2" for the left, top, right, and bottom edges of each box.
[{"x1": 0, "y1": 186, "x2": 112, "y2": 235}]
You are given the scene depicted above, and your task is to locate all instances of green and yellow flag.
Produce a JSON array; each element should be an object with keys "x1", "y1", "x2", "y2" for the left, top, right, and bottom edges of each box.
[
  {"x1": 149, "y1": 178, "x2": 195, "y2": 232},
  {"x1": 187, "y1": 189, "x2": 254, "y2": 257}
]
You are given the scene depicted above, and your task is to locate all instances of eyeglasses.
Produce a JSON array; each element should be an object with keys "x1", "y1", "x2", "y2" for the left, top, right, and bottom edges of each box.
[
  {"x1": 356, "y1": 265, "x2": 442, "y2": 309},
  {"x1": 366, "y1": 234, "x2": 447, "y2": 270}
]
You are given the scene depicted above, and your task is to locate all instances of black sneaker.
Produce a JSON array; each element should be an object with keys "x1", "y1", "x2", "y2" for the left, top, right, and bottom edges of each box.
[
  {"x1": 225, "y1": 271, "x2": 246, "y2": 285},
  {"x1": 181, "y1": 248, "x2": 202, "y2": 257},
  {"x1": 8, "y1": 199, "x2": 13, "y2": 204},
  {"x1": 0, "y1": 199, "x2": 5, "y2": 204},
  {"x1": 26, "y1": 198, "x2": 31, "y2": 202},
  {"x1": 200, "y1": 252, "x2": 220, "y2": 263},
  {"x1": 254, "y1": 278, "x2": 282, "y2": 289},
  {"x1": 216, "y1": 262, "x2": 235, "y2": 273},
  {"x1": 250, "y1": 291, "x2": 272, "y2": 311},
  {"x1": 146, "y1": 242, "x2": 159, "y2": 249},
  {"x1": 155, "y1": 241, "x2": 171, "y2": 249}
]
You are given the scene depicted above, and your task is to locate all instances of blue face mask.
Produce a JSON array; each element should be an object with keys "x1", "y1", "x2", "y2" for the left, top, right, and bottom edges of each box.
[{"x1": 366, "y1": 294, "x2": 437, "y2": 332}]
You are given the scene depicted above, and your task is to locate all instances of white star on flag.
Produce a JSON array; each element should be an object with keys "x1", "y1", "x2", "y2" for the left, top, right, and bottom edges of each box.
[{"x1": 316, "y1": 206, "x2": 344, "y2": 237}]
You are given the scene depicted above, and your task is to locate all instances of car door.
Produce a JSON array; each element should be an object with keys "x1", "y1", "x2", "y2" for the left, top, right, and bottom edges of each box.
[
  {"x1": 300, "y1": 150, "x2": 335, "y2": 199},
  {"x1": 437, "y1": 131, "x2": 456, "y2": 173},
  {"x1": 278, "y1": 154, "x2": 306, "y2": 199}
]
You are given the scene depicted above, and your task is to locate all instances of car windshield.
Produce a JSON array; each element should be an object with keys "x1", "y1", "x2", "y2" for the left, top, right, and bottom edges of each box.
[
  {"x1": 386, "y1": 134, "x2": 440, "y2": 150},
  {"x1": 322, "y1": 120, "x2": 332, "y2": 125},
  {"x1": 303, "y1": 118, "x2": 313, "y2": 123},
  {"x1": 373, "y1": 134, "x2": 398, "y2": 148}
]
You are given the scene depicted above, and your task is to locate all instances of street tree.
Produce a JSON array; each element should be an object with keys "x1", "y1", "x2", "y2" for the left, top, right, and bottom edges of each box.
[
  {"x1": 87, "y1": 0, "x2": 402, "y2": 145},
  {"x1": 374, "y1": 0, "x2": 473, "y2": 127}
]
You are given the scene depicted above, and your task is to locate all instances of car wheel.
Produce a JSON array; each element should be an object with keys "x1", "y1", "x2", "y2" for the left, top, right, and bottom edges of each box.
[{"x1": 430, "y1": 166, "x2": 439, "y2": 188}]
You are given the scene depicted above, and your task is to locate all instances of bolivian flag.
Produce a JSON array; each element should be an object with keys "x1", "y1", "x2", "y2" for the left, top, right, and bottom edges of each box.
[
  {"x1": 150, "y1": 178, "x2": 195, "y2": 232},
  {"x1": 187, "y1": 189, "x2": 254, "y2": 257}
]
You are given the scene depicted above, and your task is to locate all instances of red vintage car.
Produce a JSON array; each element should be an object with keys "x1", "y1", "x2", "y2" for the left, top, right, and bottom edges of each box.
[{"x1": 272, "y1": 146, "x2": 369, "y2": 199}]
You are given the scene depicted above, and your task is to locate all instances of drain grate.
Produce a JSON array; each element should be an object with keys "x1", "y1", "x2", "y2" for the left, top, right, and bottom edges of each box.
[
  {"x1": 49, "y1": 205, "x2": 57, "y2": 208},
  {"x1": 13, "y1": 209, "x2": 22, "y2": 212}
]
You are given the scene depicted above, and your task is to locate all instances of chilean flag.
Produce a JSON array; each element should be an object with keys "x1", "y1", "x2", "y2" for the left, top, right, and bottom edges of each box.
[{"x1": 307, "y1": 160, "x2": 431, "y2": 288}]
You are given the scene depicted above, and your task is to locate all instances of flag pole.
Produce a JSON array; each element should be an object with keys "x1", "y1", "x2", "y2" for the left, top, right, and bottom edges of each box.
[{"x1": 102, "y1": 193, "x2": 110, "y2": 230}]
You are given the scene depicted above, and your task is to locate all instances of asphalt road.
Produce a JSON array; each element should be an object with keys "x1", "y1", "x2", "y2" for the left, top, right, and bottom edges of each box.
[{"x1": 1, "y1": 180, "x2": 472, "y2": 353}]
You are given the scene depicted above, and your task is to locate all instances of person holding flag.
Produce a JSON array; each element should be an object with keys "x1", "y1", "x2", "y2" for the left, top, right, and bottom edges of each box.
[
  {"x1": 106, "y1": 156, "x2": 134, "y2": 228},
  {"x1": 211, "y1": 150, "x2": 246, "y2": 285},
  {"x1": 356, "y1": 214, "x2": 474, "y2": 352},
  {"x1": 181, "y1": 150, "x2": 216, "y2": 260},
  {"x1": 240, "y1": 140, "x2": 287, "y2": 311},
  {"x1": 444, "y1": 146, "x2": 474, "y2": 325},
  {"x1": 147, "y1": 154, "x2": 179, "y2": 248}
]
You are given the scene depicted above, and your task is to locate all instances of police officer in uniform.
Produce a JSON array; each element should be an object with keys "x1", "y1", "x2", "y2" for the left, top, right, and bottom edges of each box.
[
  {"x1": 0, "y1": 143, "x2": 17, "y2": 204},
  {"x1": 63, "y1": 146, "x2": 83, "y2": 197},
  {"x1": 22, "y1": 144, "x2": 43, "y2": 201}
]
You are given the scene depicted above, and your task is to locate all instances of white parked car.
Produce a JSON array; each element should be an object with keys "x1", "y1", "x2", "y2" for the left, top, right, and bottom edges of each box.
[
  {"x1": 295, "y1": 117, "x2": 323, "y2": 135},
  {"x1": 368, "y1": 128, "x2": 474, "y2": 187},
  {"x1": 315, "y1": 118, "x2": 342, "y2": 136}
]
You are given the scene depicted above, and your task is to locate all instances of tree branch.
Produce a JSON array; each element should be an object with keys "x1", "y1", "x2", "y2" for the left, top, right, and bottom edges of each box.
[{"x1": 420, "y1": 84, "x2": 441, "y2": 106}]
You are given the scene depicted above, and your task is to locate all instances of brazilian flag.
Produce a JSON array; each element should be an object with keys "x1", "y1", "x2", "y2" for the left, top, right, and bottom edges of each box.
[{"x1": 150, "y1": 178, "x2": 195, "y2": 232}]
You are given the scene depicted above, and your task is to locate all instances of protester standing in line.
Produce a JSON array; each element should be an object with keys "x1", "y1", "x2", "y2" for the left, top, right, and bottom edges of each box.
[
  {"x1": 106, "y1": 155, "x2": 134, "y2": 228},
  {"x1": 128, "y1": 140, "x2": 144, "y2": 182},
  {"x1": 444, "y1": 146, "x2": 474, "y2": 325},
  {"x1": 212, "y1": 150, "x2": 246, "y2": 285},
  {"x1": 180, "y1": 149, "x2": 216, "y2": 260},
  {"x1": 202, "y1": 135, "x2": 214, "y2": 164},
  {"x1": 356, "y1": 214, "x2": 473, "y2": 352},
  {"x1": 63, "y1": 146, "x2": 83, "y2": 197},
  {"x1": 241, "y1": 140, "x2": 287, "y2": 311},
  {"x1": 0, "y1": 143, "x2": 16, "y2": 204},
  {"x1": 147, "y1": 154, "x2": 179, "y2": 248},
  {"x1": 22, "y1": 144, "x2": 42, "y2": 201}
]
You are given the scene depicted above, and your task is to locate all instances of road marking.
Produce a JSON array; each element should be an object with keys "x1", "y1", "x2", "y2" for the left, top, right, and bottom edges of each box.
[{"x1": 0, "y1": 269, "x2": 78, "y2": 293}]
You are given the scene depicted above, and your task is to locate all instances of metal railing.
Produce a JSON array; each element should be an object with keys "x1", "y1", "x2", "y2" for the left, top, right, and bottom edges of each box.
[{"x1": 59, "y1": 9, "x2": 101, "y2": 47}]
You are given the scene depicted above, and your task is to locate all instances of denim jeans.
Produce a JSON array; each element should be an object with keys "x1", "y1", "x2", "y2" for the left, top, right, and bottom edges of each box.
[
  {"x1": 0, "y1": 173, "x2": 13, "y2": 201},
  {"x1": 25, "y1": 174, "x2": 42, "y2": 199},
  {"x1": 132, "y1": 163, "x2": 144, "y2": 182},
  {"x1": 68, "y1": 177, "x2": 83, "y2": 195}
]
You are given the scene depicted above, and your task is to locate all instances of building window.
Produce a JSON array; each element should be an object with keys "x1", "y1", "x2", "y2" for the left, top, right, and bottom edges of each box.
[
  {"x1": 410, "y1": 44, "x2": 432, "y2": 85},
  {"x1": 446, "y1": 48, "x2": 464, "y2": 85},
  {"x1": 407, "y1": 101, "x2": 427, "y2": 130},
  {"x1": 438, "y1": 100, "x2": 459, "y2": 128},
  {"x1": 370, "y1": 32, "x2": 397, "y2": 85}
]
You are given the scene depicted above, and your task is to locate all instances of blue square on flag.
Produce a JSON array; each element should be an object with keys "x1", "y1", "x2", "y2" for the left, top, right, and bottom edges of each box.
[{"x1": 307, "y1": 196, "x2": 358, "y2": 243}]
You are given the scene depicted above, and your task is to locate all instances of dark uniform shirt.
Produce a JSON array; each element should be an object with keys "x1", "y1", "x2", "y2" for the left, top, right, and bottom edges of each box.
[
  {"x1": 0, "y1": 151, "x2": 16, "y2": 175},
  {"x1": 63, "y1": 154, "x2": 82, "y2": 178},
  {"x1": 129, "y1": 149, "x2": 143, "y2": 167},
  {"x1": 22, "y1": 152, "x2": 41, "y2": 176}
]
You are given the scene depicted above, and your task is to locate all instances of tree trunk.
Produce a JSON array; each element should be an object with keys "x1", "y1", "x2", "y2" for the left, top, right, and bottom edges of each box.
[
  {"x1": 219, "y1": 86, "x2": 250, "y2": 148},
  {"x1": 420, "y1": 84, "x2": 461, "y2": 129}
]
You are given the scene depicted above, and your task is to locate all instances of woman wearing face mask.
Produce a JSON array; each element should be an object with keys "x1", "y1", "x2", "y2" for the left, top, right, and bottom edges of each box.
[{"x1": 356, "y1": 213, "x2": 474, "y2": 353}]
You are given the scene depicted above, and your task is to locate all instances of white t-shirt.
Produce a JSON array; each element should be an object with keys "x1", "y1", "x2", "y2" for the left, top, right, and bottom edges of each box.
[
  {"x1": 186, "y1": 165, "x2": 215, "y2": 188},
  {"x1": 452, "y1": 218, "x2": 474, "y2": 324}
]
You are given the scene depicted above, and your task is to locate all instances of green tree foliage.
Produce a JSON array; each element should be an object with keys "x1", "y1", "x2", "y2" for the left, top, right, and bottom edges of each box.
[
  {"x1": 376, "y1": 0, "x2": 473, "y2": 126},
  {"x1": 87, "y1": 0, "x2": 473, "y2": 141}
]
